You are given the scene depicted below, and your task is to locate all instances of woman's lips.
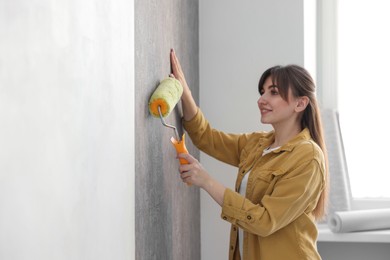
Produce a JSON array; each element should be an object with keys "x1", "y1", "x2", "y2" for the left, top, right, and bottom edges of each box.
[{"x1": 260, "y1": 108, "x2": 272, "y2": 115}]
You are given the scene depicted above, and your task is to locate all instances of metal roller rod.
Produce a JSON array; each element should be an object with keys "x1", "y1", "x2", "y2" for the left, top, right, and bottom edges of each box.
[{"x1": 158, "y1": 106, "x2": 180, "y2": 141}]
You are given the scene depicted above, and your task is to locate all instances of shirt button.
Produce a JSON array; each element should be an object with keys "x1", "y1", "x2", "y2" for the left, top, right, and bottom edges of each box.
[
  {"x1": 223, "y1": 216, "x2": 227, "y2": 220},
  {"x1": 233, "y1": 227, "x2": 237, "y2": 231},
  {"x1": 247, "y1": 215, "x2": 252, "y2": 220},
  {"x1": 230, "y1": 245, "x2": 234, "y2": 250},
  {"x1": 242, "y1": 170, "x2": 245, "y2": 173}
]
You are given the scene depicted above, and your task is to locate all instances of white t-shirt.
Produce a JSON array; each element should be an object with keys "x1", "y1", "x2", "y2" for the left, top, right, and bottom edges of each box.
[{"x1": 238, "y1": 146, "x2": 280, "y2": 258}]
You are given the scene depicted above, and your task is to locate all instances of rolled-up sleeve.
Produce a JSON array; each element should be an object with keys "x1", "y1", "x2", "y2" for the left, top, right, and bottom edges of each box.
[{"x1": 221, "y1": 159, "x2": 324, "y2": 237}]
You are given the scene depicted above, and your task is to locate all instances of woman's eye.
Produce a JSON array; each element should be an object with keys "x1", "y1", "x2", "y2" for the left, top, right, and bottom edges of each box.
[{"x1": 271, "y1": 90, "x2": 279, "y2": 95}]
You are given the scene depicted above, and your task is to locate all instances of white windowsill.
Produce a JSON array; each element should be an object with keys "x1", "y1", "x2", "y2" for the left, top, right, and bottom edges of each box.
[{"x1": 317, "y1": 224, "x2": 390, "y2": 243}]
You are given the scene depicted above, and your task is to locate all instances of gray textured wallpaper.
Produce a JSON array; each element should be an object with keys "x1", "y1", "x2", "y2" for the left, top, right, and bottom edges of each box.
[{"x1": 135, "y1": 0, "x2": 200, "y2": 259}]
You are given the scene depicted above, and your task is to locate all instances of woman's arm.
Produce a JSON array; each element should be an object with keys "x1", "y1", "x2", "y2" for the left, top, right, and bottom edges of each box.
[
  {"x1": 170, "y1": 49, "x2": 197, "y2": 121},
  {"x1": 171, "y1": 48, "x2": 246, "y2": 167}
]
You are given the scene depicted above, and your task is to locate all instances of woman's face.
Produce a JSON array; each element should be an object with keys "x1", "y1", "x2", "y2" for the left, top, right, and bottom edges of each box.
[{"x1": 257, "y1": 76, "x2": 298, "y2": 127}]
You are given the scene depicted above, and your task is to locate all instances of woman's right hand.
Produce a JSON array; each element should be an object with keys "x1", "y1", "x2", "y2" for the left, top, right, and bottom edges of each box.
[
  {"x1": 170, "y1": 49, "x2": 198, "y2": 121},
  {"x1": 170, "y1": 49, "x2": 190, "y2": 95}
]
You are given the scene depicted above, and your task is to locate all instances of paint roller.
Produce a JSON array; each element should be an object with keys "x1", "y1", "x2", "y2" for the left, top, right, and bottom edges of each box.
[{"x1": 149, "y1": 77, "x2": 189, "y2": 166}]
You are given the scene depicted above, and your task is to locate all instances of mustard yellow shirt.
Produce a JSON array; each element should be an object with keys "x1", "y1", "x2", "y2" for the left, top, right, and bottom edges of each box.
[{"x1": 183, "y1": 108, "x2": 325, "y2": 260}]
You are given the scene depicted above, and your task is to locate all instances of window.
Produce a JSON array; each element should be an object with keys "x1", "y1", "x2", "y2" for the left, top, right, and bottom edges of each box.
[
  {"x1": 338, "y1": 1, "x2": 390, "y2": 198},
  {"x1": 316, "y1": 0, "x2": 390, "y2": 203}
]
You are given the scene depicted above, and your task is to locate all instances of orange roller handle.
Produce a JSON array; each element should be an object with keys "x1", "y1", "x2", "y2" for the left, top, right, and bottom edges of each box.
[
  {"x1": 171, "y1": 134, "x2": 191, "y2": 186},
  {"x1": 170, "y1": 133, "x2": 189, "y2": 165}
]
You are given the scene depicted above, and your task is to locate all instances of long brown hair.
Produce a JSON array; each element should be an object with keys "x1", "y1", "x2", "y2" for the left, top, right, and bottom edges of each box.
[{"x1": 258, "y1": 65, "x2": 329, "y2": 220}]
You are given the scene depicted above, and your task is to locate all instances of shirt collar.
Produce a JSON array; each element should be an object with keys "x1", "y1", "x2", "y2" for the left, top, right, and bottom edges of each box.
[{"x1": 263, "y1": 128, "x2": 312, "y2": 153}]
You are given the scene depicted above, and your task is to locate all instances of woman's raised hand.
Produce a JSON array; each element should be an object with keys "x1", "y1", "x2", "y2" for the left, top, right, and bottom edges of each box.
[
  {"x1": 170, "y1": 49, "x2": 189, "y2": 92},
  {"x1": 170, "y1": 49, "x2": 198, "y2": 121}
]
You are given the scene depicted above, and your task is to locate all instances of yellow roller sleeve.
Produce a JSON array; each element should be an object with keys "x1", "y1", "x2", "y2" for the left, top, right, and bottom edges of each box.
[{"x1": 148, "y1": 77, "x2": 183, "y2": 117}]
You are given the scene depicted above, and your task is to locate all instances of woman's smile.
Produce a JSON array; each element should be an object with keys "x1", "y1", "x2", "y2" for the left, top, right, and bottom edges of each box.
[{"x1": 260, "y1": 106, "x2": 272, "y2": 116}]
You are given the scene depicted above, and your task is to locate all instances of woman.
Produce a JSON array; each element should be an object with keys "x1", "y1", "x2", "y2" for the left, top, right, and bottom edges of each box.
[{"x1": 171, "y1": 49, "x2": 328, "y2": 260}]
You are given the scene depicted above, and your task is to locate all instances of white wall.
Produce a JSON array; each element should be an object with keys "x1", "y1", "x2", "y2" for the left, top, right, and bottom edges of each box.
[
  {"x1": 0, "y1": 1, "x2": 135, "y2": 259},
  {"x1": 199, "y1": 1, "x2": 304, "y2": 259}
]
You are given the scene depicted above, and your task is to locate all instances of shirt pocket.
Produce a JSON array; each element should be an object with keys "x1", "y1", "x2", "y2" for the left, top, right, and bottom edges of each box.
[{"x1": 250, "y1": 169, "x2": 285, "y2": 204}]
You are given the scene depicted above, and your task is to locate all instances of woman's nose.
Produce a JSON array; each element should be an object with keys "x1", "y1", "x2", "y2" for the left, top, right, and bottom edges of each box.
[{"x1": 258, "y1": 95, "x2": 266, "y2": 106}]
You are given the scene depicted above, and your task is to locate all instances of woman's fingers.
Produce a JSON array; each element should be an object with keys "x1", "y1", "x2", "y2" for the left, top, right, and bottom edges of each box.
[
  {"x1": 170, "y1": 49, "x2": 184, "y2": 78},
  {"x1": 177, "y1": 152, "x2": 210, "y2": 187},
  {"x1": 180, "y1": 168, "x2": 195, "y2": 185},
  {"x1": 177, "y1": 153, "x2": 198, "y2": 184},
  {"x1": 179, "y1": 163, "x2": 191, "y2": 173},
  {"x1": 170, "y1": 49, "x2": 178, "y2": 73},
  {"x1": 178, "y1": 153, "x2": 196, "y2": 174},
  {"x1": 178, "y1": 153, "x2": 197, "y2": 164},
  {"x1": 179, "y1": 164, "x2": 193, "y2": 184}
]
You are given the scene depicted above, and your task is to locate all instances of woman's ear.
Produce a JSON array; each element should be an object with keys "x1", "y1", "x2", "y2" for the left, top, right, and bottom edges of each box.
[{"x1": 295, "y1": 96, "x2": 309, "y2": 112}]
